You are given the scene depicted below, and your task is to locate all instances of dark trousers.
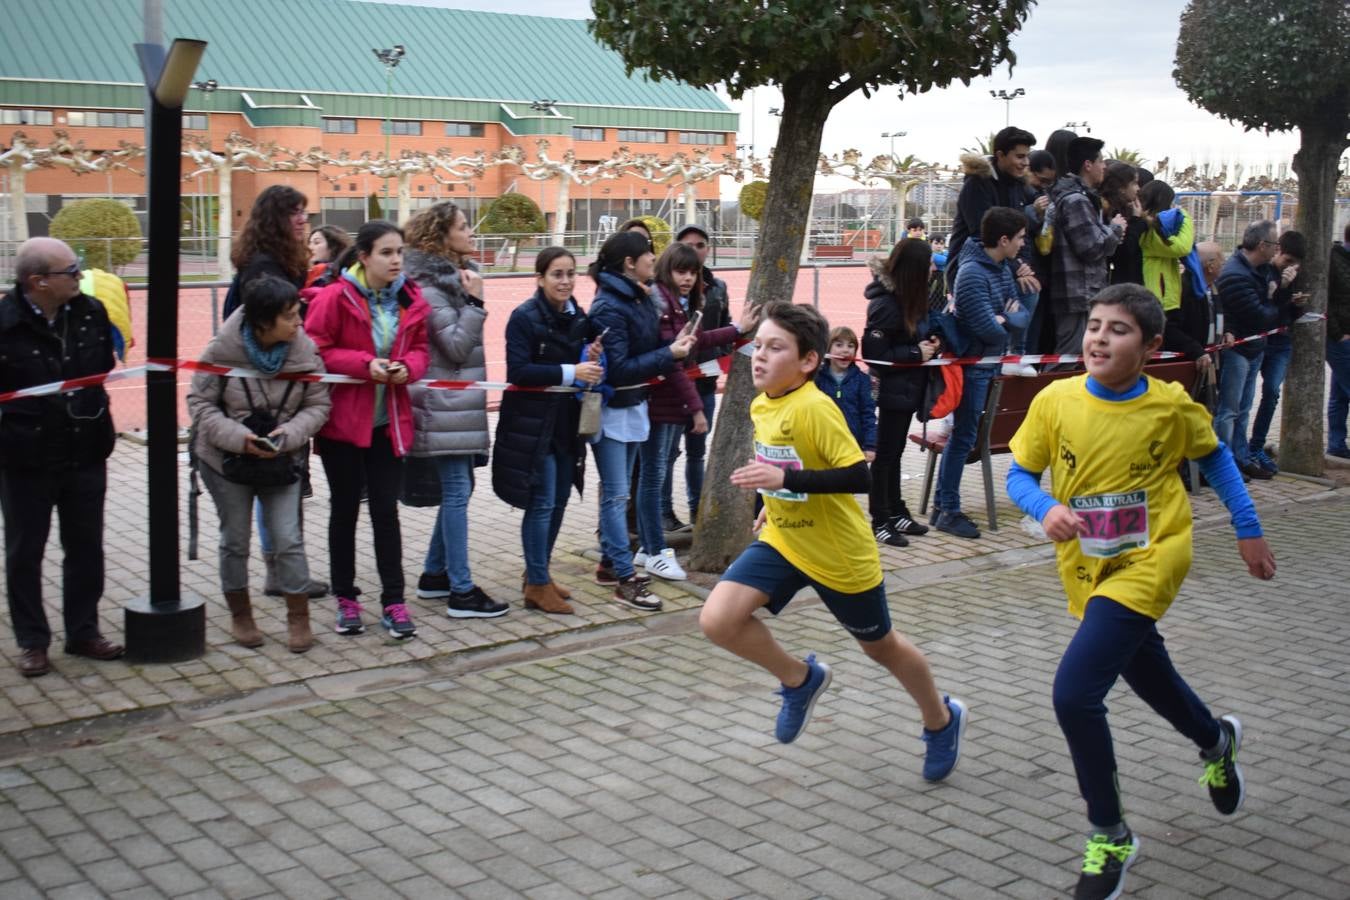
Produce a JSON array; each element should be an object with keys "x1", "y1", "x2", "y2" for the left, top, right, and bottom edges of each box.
[
  {"x1": 1053, "y1": 595, "x2": 1221, "y2": 827},
  {"x1": 318, "y1": 429, "x2": 405, "y2": 604},
  {"x1": 1, "y1": 463, "x2": 106, "y2": 649},
  {"x1": 869, "y1": 406, "x2": 915, "y2": 524}
]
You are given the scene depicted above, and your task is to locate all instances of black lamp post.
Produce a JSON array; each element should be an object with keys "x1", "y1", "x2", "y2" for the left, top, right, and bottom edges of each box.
[{"x1": 124, "y1": 37, "x2": 208, "y2": 663}]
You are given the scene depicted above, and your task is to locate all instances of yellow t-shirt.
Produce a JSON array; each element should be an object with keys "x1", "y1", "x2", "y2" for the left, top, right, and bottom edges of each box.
[
  {"x1": 752, "y1": 380, "x2": 881, "y2": 594},
  {"x1": 1008, "y1": 375, "x2": 1218, "y2": 620}
]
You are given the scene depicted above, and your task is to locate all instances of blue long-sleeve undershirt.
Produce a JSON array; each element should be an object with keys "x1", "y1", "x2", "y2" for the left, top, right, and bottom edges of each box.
[{"x1": 1005, "y1": 375, "x2": 1263, "y2": 539}]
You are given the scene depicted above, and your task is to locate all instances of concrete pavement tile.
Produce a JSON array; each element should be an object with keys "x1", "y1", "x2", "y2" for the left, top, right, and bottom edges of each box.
[
  {"x1": 731, "y1": 864, "x2": 820, "y2": 900},
  {"x1": 0, "y1": 826, "x2": 57, "y2": 860},
  {"x1": 140, "y1": 860, "x2": 209, "y2": 895},
  {"x1": 260, "y1": 865, "x2": 339, "y2": 899},
  {"x1": 18, "y1": 853, "x2": 84, "y2": 891},
  {"x1": 82, "y1": 857, "x2": 147, "y2": 894}
]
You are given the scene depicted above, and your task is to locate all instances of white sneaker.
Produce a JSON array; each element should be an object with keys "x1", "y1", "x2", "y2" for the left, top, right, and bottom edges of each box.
[
  {"x1": 1002, "y1": 363, "x2": 1038, "y2": 377},
  {"x1": 633, "y1": 550, "x2": 649, "y2": 567},
  {"x1": 645, "y1": 547, "x2": 687, "y2": 581}
]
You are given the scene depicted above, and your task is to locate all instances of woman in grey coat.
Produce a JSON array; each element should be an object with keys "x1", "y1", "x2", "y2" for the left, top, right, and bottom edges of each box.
[
  {"x1": 404, "y1": 201, "x2": 507, "y2": 619},
  {"x1": 187, "y1": 275, "x2": 331, "y2": 652}
]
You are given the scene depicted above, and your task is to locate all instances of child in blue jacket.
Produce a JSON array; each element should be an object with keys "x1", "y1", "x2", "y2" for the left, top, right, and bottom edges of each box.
[{"x1": 815, "y1": 326, "x2": 877, "y2": 460}]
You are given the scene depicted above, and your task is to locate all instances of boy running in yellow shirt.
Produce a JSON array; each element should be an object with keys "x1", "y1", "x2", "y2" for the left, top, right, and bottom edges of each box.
[
  {"x1": 1007, "y1": 283, "x2": 1276, "y2": 900},
  {"x1": 699, "y1": 303, "x2": 967, "y2": 781}
]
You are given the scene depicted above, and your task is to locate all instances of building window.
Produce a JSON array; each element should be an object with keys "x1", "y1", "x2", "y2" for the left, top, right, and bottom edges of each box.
[
  {"x1": 572, "y1": 127, "x2": 605, "y2": 141},
  {"x1": 182, "y1": 114, "x2": 208, "y2": 130},
  {"x1": 382, "y1": 120, "x2": 422, "y2": 136},
  {"x1": 679, "y1": 131, "x2": 726, "y2": 145},
  {"x1": 322, "y1": 117, "x2": 357, "y2": 134},
  {"x1": 617, "y1": 129, "x2": 665, "y2": 143},
  {"x1": 65, "y1": 110, "x2": 144, "y2": 128},
  {"x1": 1, "y1": 109, "x2": 54, "y2": 126},
  {"x1": 444, "y1": 122, "x2": 485, "y2": 138}
]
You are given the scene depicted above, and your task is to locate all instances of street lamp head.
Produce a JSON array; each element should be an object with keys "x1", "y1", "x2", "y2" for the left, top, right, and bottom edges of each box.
[
  {"x1": 768, "y1": 107, "x2": 781, "y2": 116},
  {"x1": 373, "y1": 46, "x2": 406, "y2": 68},
  {"x1": 191, "y1": 79, "x2": 217, "y2": 93}
]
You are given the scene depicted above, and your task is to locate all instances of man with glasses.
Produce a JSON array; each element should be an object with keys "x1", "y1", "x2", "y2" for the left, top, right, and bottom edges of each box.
[
  {"x1": 1215, "y1": 221, "x2": 1289, "y2": 480},
  {"x1": 0, "y1": 237, "x2": 122, "y2": 676}
]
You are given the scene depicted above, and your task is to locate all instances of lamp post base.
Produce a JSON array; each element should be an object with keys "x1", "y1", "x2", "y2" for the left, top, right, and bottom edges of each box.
[{"x1": 123, "y1": 594, "x2": 207, "y2": 663}]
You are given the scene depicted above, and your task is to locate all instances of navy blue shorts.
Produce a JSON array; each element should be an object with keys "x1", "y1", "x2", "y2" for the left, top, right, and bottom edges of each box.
[{"x1": 720, "y1": 541, "x2": 892, "y2": 642}]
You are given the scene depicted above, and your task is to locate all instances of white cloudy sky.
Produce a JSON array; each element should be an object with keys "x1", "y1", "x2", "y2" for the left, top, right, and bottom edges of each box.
[{"x1": 365, "y1": 0, "x2": 1310, "y2": 192}]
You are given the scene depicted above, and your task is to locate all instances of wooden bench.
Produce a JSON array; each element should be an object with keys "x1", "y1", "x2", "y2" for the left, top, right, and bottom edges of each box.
[
  {"x1": 812, "y1": 244, "x2": 854, "y2": 260},
  {"x1": 908, "y1": 360, "x2": 1201, "y2": 531}
]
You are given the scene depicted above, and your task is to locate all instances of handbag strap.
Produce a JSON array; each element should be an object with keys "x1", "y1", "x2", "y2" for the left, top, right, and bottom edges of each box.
[{"x1": 240, "y1": 377, "x2": 296, "y2": 422}]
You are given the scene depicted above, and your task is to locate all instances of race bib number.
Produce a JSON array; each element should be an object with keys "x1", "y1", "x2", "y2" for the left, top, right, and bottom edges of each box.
[
  {"x1": 1069, "y1": 490, "x2": 1149, "y2": 558},
  {"x1": 754, "y1": 441, "x2": 806, "y2": 502}
]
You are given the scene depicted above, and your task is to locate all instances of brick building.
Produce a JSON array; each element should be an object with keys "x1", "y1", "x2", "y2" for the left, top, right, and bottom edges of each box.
[{"x1": 0, "y1": 0, "x2": 737, "y2": 244}]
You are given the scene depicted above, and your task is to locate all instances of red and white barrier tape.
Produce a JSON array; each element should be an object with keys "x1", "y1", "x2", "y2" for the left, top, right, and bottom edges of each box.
[{"x1": 0, "y1": 315, "x2": 1323, "y2": 405}]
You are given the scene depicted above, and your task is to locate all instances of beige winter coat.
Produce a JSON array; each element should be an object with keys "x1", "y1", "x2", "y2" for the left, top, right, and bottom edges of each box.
[{"x1": 187, "y1": 308, "x2": 331, "y2": 476}]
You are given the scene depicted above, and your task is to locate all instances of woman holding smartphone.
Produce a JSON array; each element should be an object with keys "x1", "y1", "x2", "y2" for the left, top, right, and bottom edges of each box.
[
  {"x1": 306, "y1": 220, "x2": 430, "y2": 641},
  {"x1": 188, "y1": 275, "x2": 331, "y2": 653},
  {"x1": 492, "y1": 247, "x2": 605, "y2": 614},
  {"x1": 639, "y1": 242, "x2": 754, "y2": 580}
]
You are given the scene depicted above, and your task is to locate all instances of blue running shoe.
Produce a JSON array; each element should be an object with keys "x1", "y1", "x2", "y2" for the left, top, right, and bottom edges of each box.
[
  {"x1": 380, "y1": 602, "x2": 418, "y2": 641},
  {"x1": 1252, "y1": 449, "x2": 1279, "y2": 474},
  {"x1": 921, "y1": 696, "x2": 968, "y2": 781},
  {"x1": 774, "y1": 654, "x2": 832, "y2": 743}
]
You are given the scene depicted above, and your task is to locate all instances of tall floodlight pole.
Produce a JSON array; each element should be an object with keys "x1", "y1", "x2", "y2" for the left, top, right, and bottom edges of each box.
[
  {"x1": 881, "y1": 130, "x2": 907, "y2": 241},
  {"x1": 126, "y1": 37, "x2": 208, "y2": 662},
  {"x1": 989, "y1": 88, "x2": 1026, "y2": 127},
  {"x1": 373, "y1": 44, "x2": 405, "y2": 216}
]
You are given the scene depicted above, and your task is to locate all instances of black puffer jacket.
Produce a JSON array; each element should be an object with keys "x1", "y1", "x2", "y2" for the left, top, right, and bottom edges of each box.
[
  {"x1": 862, "y1": 257, "x2": 931, "y2": 411},
  {"x1": 492, "y1": 291, "x2": 594, "y2": 510},
  {"x1": 0, "y1": 287, "x2": 116, "y2": 470}
]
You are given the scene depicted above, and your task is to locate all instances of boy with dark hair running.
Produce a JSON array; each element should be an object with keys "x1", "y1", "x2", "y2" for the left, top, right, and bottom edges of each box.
[
  {"x1": 1006, "y1": 283, "x2": 1276, "y2": 899},
  {"x1": 699, "y1": 303, "x2": 967, "y2": 781}
]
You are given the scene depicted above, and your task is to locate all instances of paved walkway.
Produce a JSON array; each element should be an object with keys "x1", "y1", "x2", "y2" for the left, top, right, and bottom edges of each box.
[{"x1": 0, "y1": 439, "x2": 1347, "y2": 897}]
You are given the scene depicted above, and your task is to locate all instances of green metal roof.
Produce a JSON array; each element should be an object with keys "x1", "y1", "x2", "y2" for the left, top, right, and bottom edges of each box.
[{"x1": 0, "y1": 0, "x2": 734, "y2": 121}]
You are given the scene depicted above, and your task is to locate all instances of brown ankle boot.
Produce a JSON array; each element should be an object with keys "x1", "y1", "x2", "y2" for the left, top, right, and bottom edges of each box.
[
  {"x1": 523, "y1": 583, "x2": 574, "y2": 615},
  {"x1": 224, "y1": 590, "x2": 264, "y2": 648},
  {"x1": 284, "y1": 593, "x2": 314, "y2": 653},
  {"x1": 550, "y1": 580, "x2": 572, "y2": 600}
]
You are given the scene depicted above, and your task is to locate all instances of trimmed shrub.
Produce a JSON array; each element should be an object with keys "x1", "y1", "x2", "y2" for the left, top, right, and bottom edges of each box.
[
  {"x1": 739, "y1": 181, "x2": 769, "y2": 222},
  {"x1": 636, "y1": 215, "x2": 671, "y2": 253},
  {"x1": 478, "y1": 192, "x2": 546, "y2": 235},
  {"x1": 49, "y1": 199, "x2": 141, "y2": 272}
]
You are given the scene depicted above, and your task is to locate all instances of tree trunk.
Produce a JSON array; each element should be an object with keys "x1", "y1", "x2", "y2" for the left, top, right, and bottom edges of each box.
[
  {"x1": 1278, "y1": 121, "x2": 1349, "y2": 475},
  {"x1": 553, "y1": 177, "x2": 570, "y2": 246},
  {"x1": 684, "y1": 181, "x2": 698, "y2": 226},
  {"x1": 9, "y1": 166, "x2": 28, "y2": 242},
  {"x1": 217, "y1": 164, "x2": 232, "y2": 276},
  {"x1": 397, "y1": 172, "x2": 413, "y2": 225},
  {"x1": 688, "y1": 70, "x2": 833, "y2": 572}
]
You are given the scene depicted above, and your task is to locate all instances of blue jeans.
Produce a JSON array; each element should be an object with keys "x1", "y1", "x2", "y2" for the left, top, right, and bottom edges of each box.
[
  {"x1": 661, "y1": 387, "x2": 716, "y2": 521},
  {"x1": 935, "y1": 364, "x2": 995, "y2": 514},
  {"x1": 424, "y1": 455, "x2": 474, "y2": 594},
  {"x1": 1055, "y1": 596, "x2": 1220, "y2": 827},
  {"x1": 522, "y1": 450, "x2": 573, "y2": 586},
  {"x1": 1248, "y1": 343, "x2": 1291, "y2": 454},
  {"x1": 1215, "y1": 348, "x2": 1263, "y2": 465},
  {"x1": 637, "y1": 422, "x2": 683, "y2": 555},
  {"x1": 1327, "y1": 338, "x2": 1350, "y2": 453},
  {"x1": 592, "y1": 437, "x2": 640, "y2": 579},
  {"x1": 254, "y1": 499, "x2": 273, "y2": 554},
  {"x1": 1007, "y1": 291, "x2": 1039, "y2": 356}
]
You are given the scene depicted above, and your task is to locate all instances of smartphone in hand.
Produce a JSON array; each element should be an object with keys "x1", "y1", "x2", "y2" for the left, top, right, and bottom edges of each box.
[
  {"x1": 254, "y1": 434, "x2": 281, "y2": 453},
  {"x1": 680, "y1": 310, "x2": 703, "y2": 337}
]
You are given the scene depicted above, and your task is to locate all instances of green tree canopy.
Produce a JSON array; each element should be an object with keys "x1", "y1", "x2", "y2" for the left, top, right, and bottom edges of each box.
[
  {"x1": 478, "y1": 192, "x2": 546, "y2": 235},
  {"x1": 591, "y1": 0, "x2": 1034, "y2": 568},
  {"x1": 50, "y1": 199, "x2": 141, "y2": 272},
  {"x1": 1175, "y1": 0, "x2": 1350, "y2": 476}
]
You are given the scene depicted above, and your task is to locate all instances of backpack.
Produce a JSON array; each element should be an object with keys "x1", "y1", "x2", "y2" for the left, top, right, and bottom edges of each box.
[{"x1": 917, "y1": 362, "x2": 963, "y2": 423}]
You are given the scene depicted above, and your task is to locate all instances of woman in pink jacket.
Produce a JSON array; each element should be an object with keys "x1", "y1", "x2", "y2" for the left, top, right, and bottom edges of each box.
[{"x1": 305, "y1": 220, "x2": 430, "y2": 641}]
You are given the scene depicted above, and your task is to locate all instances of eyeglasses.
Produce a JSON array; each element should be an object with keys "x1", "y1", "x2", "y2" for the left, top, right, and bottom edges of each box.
[
  {"x1": 1260, "y1": 240, "x2": 1279, "y2": 249},
  {"x1": 684, "y1": 241, "x2": 708, "y2": 249},
  {"x1": 42, "y1": 264, "x2": 81, "y2": 278}
]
